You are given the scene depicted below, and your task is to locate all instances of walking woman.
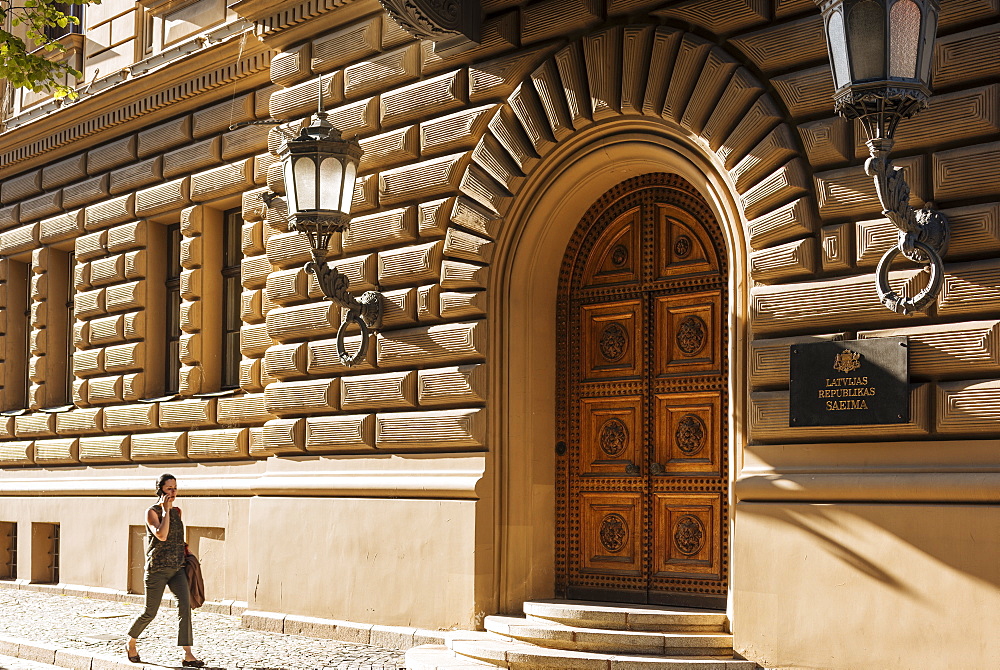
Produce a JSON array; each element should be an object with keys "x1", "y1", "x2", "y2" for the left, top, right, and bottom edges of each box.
[{"x1": 125, "y1": 474, "x2": 204, "y2": 667}]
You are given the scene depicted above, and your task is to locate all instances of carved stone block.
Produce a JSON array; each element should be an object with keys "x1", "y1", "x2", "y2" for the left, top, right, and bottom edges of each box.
[
  {"x1": 39, "y1": 210, "x2": 85, "y2": 244},
  {"x1": 933, "y1": 141, "x2": 1000, "y2": 203},
  {"x1": 105, "y1": 281, "x2": 145, "y2": 313},
  {"x1": 265, "y1": 231, "x2": 314, "y2": 269},
  {"x1": 936, "y1": 379, "x2": 1000, "y2": 434},
  {"x1": 0, "y1": 170, "x2": 42, "y2": 204},
  {"x1": 188, "y1": 428, "x2": 250, "y2": 459},
  {"x1": 217, "y1": 393, "x2": 274, "y2": 426},
  {"x1": 439, "y1": 290, "x2": 487, "y2": 320},
  {"x1": 76, "y1": 229, "x2": 107, "y2": 261},
  {"x1": 311, "y1": 16, "x2": 380, "y2": 73},
  {"x1": 771, "y1": 65, "x2": 835, "y2": 119},
  {"x1": 87, "y1": 135, "x2": 137, "y2": 176},
  {"x1": 747, "y1": 198, "x2": 818, "y2": 251},
  {"x1": 934, "y1": 24, "x2": 1000, "y2": 89},
  {"x1": 377, "y1": 320, "x2": 486, "y2": 368},
  {"x1": 471, "y1": 47, "x2": 555, "y2": 104},
  {"x1": 749, "y1": 238, "x2": 816, "y2": 284},
  {"x1": 378, "y1": 241, "x2": 443, "y2": 288},
  {"x1": 730, "y1": 125, "x2": 798, "y2": 194},
  {"x1": 14, "y1": 413, "x2": 56, "y2": 438},
  {"x1": 729, "y1": 15, "x2": 826, "y2": 74},
  {"x1": 821, "y1": 222, "x2": 853, "y2": 272},
  {"x1": 55, "y1": 407, "x2": 104, "y2": 435},
  {"x1": 74, "y1": 287, "x2": 106, "y2": 319},
  {"x1": 265, "y1": 379, "x2": 339, "y2": 416},
  {"x1": 814, "y1": 156, "x2": 925, "y2": 220},
  {"x1": 751, "y1": 270, "x2": 922, "y2": 335},
  {"x1": 104, "y1": 404, "x2": 159, "y2": 433},
  {"x1": 305, "y1": 414, "x2": 375, "y2": 452},
  {"x1": 652, "y1": 0, "x2": 770, "y2": 34},
  {"x1": 63, "y1": 174, "x2": 110, "y2": 210},
  {"x1": 344, "y1": 207, "x2": 417, "y2": 253},
  {"x1": 741, "y1": 159, "x2": 810, "y2": 221},
  {"x1": 86, "y1": 194, "x2": 135, "y2": 230},
  {"x1": 240, "y1": 322, "x2": 273, "y2": 358},
  {"x1": 307, "y1": 334, "x2": 377, "y2": 375},
  {"x1": 191, "y1": 159, "x2": 255, "y2": 202},
  {"x1": 223, "y1": 125, "x2": 270, "y2": 162},
  {"x1": 522, "y1": 0, "x2": 601, "y2": 45},
  {"x1": 130, "y1": 432, "x2": 187, "y2": 461},
  {"x1": 159, "y1": 398, "x2": 216, "y2": 429},
  {"x1": 859, "y1": 321, "x2": 1000, "y2": 380},
  {"x1": 382, "y1": 70, "x2": 468, "y2": 127},
  {"x1": 936, "y1": 259, "x2": 1000, "y2": 317},
  {"x1": 79, "y1": 434, "x2": 130, "y2": 462},
  {"x1": 679, "y1": 47, "x2": 738, "y2": 134},
  {"x1": 341, "y1": 371, "x2": 417, "y2": 411},
  {"x1": 509, "y1": 83, "x2": 556, "y2": 158},
  {"x1": 345, "y1": 44, "x2": 420, "y2": 99},
  {"x1": 359, "y1": 127, "x2": 420, "y2": 174},
  {"x1": 241, "y1": 255, "x2": 273, "y2": 290},
  {"x1": 110, "y1": 157, "x2": 163, "y2": 195},
  {"x1": 259, "y1": 417, "x2": 306, "y2": 455},
  {"x1": 42, "y1": 154, "x2": 88, "y2": 191},
  {"x1": 378, "y1": 153, "x2": 467, "y2": 206},
  {"x1": 138, "y1": 116, "x2": 192, "y2": 158},
  {"x1": 163, "y1": 137, "x2": 221, "y2": 179},
  {"x1": 266, "y1": 302, "x2": 343, "y2": 341},
  {"x1": 799, "y1": 117, "x2": 853, "y2": 169},
  {"x1": 417, "y1": 364, "x2": 487, "y2": 406},
  {"x1": 34, "y1": 438, "x2": 79, "y2": 464},
  {"x1": 717, "y1": 95, "x2": 782, "y2": 170},
  {"x1": 86, "y1": 375, "x2": 125, "y2": 405},
  {"x1": 74, "y1": 348, "x2": 106, "y2": 377},
  {"x1": 19, "y1": 191, "x2": 63, "y2": 223},
  {"x1": 271, "y1": 44, "x2": 311, "y2": 87},
  {"x1": 375, "y1": 407, "x2": 485, "y2": 450},
  {"x1": 264, "y1": 342, "x2": 308, "y2": 380},
  {"x1": 89, "y1": 254, "x2": 126, "y2": 286},
  {"x1": 193, "y1": 94, "x2": 255, "y2": 139},
  {"x1": 0, "y1": 204, "x2": 18, "y2": 230}
]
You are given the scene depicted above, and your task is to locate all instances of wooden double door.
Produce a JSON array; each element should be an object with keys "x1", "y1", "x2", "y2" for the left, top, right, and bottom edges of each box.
[{"x1": 556, "y1": 174, "x2": 729, "y2": 608}]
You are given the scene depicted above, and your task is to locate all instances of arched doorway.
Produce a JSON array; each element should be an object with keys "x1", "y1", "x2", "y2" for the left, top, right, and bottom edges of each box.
[{"x1": 556, "y1": 172, "x2": 729, "y2": 609}]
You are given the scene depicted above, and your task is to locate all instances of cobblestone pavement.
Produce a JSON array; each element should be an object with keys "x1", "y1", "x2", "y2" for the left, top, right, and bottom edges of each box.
[{"x1": 0, "y1": 589, "x2": 405, "y2": 670}]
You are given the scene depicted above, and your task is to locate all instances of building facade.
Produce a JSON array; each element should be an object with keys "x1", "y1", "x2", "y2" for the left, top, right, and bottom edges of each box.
[{"x1": 0, "y1": 0, "x2": 998, "y2": 668}]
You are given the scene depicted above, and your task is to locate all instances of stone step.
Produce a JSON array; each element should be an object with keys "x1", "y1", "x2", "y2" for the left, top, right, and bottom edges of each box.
[
  {"x1": 486, "y1": 615, "x2": 734, "y2": 656},
  {"x1": 444, "y1": 638, "x2": 758, "y2": 670},
  {"x1": 523, "y1": 600, "x2": 730, "y2": 633}
]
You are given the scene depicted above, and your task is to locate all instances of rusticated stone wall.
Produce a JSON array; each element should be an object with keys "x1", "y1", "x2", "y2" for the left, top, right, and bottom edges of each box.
[{"x1": 0, "y1": 0, "x2": 997, "y2": 467}]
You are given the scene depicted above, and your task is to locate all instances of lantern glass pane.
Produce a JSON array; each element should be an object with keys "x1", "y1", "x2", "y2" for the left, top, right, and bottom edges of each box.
[
  {"x1": 918, "y1": 6, "x2": 937, "y2": 84},
  {"x1": 294, "y1": 156, "x2": 317, "y2": 211},
  {"x1": 827, "y1": 11, "x2": 851, "y2": 89},
  {"x1": 283, "y1": 156, "x2": 298, "y2": 214},
  {"x1": 319, "y1": 157, "x2": 344, "y2": 211},
  {"x1": 341, "y1": 161, "x2": 357, "y2": 216},
  {"x1": 848, "y1": 0, "x2": 886, "y2": 81},
  {"x1": 889, "y1": 0, "x2": 920, "y2": 79}
]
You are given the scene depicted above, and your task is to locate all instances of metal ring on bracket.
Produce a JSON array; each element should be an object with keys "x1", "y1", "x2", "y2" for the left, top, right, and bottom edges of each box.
[
  {"x1": 875, "y1": 239, "x2": 944, "y2": 315},
  {"x1": 336, "y1": 310, "x2": 370, "y2": 366}
]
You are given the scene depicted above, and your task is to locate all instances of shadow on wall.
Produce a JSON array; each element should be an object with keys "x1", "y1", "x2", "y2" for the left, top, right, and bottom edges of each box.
[{"x1": 739, "y1": 501, "x2": 1000, "y2": 599}]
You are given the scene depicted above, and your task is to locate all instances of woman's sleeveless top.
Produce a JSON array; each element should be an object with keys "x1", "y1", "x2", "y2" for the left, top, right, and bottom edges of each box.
[{"x1": 146, "y1": 505, "x2": 185, "y2": 571}]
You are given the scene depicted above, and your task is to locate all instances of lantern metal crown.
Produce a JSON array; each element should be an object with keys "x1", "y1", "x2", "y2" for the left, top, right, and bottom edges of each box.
[
  {"x1": 816, "y1": 0, "x2": 949, "y2": 315},
  {"x1": 244, "y1": 75, "x2": 382, "y2": 366}
]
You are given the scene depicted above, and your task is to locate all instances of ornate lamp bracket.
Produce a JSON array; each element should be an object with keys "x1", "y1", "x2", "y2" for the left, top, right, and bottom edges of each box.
[
  {"x1": 835, "y1": 87, "x2": 950, "y2": 315},
  {"x1": 304, "y1": 249, "x2": 384, "y2": 367},
  {"x1": 378, "y1": 0, "x2": 481, "y2": 54},
  {"x1": 862, "y1": 135, "x2": 949, "y2": 315}
]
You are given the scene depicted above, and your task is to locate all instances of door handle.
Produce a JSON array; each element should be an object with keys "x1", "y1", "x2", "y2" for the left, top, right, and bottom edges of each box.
[
  {"x1": 625, "y1": 463, "x2": 640, "y2": 475},
  {"x1": 650, "y1": 462, "x2": 665, "y2": 475}
]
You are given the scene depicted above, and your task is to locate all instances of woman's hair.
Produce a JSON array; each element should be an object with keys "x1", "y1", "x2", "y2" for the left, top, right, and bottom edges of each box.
[{"x1": 155, "y1": 473, "x2": 177, "y2": 496}]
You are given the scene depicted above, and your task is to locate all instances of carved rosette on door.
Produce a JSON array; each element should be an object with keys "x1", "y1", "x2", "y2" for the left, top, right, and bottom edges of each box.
[{"x1": 556, "y1": 173, "x2": 729, "y2": 608}]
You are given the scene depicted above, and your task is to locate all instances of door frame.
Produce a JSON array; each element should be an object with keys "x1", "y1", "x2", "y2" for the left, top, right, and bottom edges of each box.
[{"x1": 485, "y1": 121, "x2": 750, "y2": 615}]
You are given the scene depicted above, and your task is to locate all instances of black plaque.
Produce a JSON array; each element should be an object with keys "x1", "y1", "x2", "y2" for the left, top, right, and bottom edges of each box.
[{"x1": 789, "y1": 337, "x2": 908, "y2": 427}]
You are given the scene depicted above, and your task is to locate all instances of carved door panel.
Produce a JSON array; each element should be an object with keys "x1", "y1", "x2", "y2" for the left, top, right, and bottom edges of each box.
[{"x1": 558, "y1": 174, "x2": 728, "y2": 608}]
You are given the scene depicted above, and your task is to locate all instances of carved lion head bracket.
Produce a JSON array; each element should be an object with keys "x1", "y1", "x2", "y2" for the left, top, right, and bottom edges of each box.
[{"x1": 378, "y1": 0, "x2": 481, "y2": 54}]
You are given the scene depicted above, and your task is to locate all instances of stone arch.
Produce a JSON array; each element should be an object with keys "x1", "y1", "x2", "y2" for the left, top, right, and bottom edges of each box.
[{"x1": 450, "y1": 24, "x2": 818, "y2": 613}]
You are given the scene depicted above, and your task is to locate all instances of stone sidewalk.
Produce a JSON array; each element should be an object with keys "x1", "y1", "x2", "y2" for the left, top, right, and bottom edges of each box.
[{"x1": 0, "y1": 587, "x2": 406, "y2": 670}]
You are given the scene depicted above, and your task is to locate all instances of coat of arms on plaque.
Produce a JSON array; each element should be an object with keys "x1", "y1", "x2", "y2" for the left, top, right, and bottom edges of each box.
[{"x1": 833, "y1": 350, "x2": 861, "y2": 374}]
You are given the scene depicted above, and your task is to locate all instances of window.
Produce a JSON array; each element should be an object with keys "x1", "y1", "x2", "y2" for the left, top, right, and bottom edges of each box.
[
  {"x1": 2, "y1": 260, "x2": 31, "y2": 411},
  {"x1": 44, "y1": 250, "x2": 74, "y2": 406},
  {"x1": 165, "y1": 224, "x2": 182, "y2": 395},
  {"x1": 0, "y1": 522, "x2": 16, "y2": 580},
  {"x1": 43, "y1": 2, "x2": 85, "y2": 42},
  {"x1": 222, "y1": 209, "x2": 242, "y2": 389}
]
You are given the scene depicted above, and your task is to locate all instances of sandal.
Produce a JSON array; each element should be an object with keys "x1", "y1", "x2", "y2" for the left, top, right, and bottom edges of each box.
[
  {"x1": 181, "y1": 661, "x2": 204, "y2": 668},
  {"x1": 125, "y1": 648, "x2": 141, "y2": 664}
]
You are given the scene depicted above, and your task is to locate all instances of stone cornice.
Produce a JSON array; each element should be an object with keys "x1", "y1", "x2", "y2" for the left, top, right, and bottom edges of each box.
[
  {"x1": 0, "y1": 32, "x2": 273, "y2": 180},
  {"x1": 229, "y1": 0, "x2": 380, "y2": 49}
]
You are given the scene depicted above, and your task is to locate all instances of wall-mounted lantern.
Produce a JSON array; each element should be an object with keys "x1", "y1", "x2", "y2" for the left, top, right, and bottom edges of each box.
[
  {"x1": 275, "y1": 110, "x2": 382, "y2": 366},
  {"x1": 816, "y1": 0, "x2": 949, "y2": 315}
]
